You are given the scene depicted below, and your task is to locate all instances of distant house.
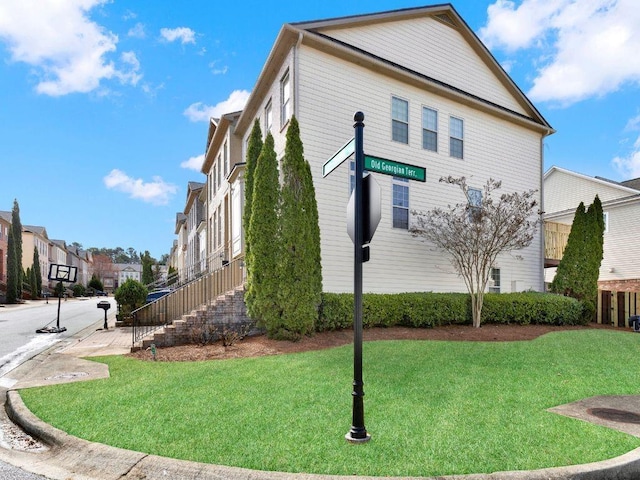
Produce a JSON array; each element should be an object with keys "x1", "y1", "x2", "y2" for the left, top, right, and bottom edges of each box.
[
  {"x1": 193, "y1": 4, "x2": 553, "y2": 295},
  {"x1": 22, "y1": 225, "x2": 50, "y2": 289},
  {"x1": 113, "y1": 263, "x2": 142, "y2": 288},
  {"x1": 544, "y1": 166, "x2": 640, "y2": 324}
]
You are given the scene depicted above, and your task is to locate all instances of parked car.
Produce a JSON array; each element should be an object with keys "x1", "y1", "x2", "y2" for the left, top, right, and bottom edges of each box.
[
  {"x1": 95, "y1": 290, "x2": 108, "y2": 296},
  {"x1": 145, "y1": 289, "x2": 171, "y2": 303}
]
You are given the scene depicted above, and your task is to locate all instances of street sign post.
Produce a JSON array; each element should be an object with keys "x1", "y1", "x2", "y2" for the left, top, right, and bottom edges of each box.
[
  {"x1": 364, "y1": 154, "x2": 426, "y2": 182},
  {"x1": 322, "y1": 137, "x2": 355, "y2": 177}
]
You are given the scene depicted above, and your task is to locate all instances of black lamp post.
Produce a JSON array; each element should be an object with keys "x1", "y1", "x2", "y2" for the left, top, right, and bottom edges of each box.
[{"x1": 345, "y1": 111, "x2": 370, "y2": 443}]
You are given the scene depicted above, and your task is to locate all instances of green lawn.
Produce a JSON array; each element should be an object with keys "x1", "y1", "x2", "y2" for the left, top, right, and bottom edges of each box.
[{"x1": 20, "y1": 329, "x2": 640, "y2": 477}]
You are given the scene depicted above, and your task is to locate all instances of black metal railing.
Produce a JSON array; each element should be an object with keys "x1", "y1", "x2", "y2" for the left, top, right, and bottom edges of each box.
[{"x1": 132, "y1": 257, "x2": 244, "y2": 346}]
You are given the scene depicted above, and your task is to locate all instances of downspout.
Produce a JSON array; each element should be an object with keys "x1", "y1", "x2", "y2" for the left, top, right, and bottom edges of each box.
[{"x1": 540, "y1": 131, "x2": 550, "y2": 291}]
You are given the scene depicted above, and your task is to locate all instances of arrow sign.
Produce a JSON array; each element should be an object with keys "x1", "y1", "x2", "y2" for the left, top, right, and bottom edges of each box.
[{"x1": 322, "y1": 137, "x2": 355, "y2": 177}]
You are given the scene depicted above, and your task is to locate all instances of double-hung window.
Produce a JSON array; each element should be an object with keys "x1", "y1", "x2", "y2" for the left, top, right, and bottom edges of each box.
[
  {"x1": 223, "y1": 141, "x2": 228, "y2": 178},
  {"x1": 468, "y1": 187, "x2": 482, "y2": 223},
  {"x1": 392, "y1": 177, "x2": 409, "y2": 229},
  {"x1": 450, "y1": 116, "x2": 464, "y2": 159},
  {"x1": 281, "y1": 70, "x2": 291, "y2": 126},
  {"x1": 422, "y1": 107, "x2": 438, "y2": 152},
  {"x1": 489, "y1": 268, "x2": 501, "y2": 293},
  {"x1": 392, "y1": 96, "x2": 409, "y2": 144}
]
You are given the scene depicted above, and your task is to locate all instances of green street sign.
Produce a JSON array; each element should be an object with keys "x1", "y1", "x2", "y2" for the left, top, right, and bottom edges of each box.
[
  {"x1": 364, "y1": 155, "x2": 426, "y2": 182},
  {"x1": 322, "y1": 137, "x2": 355, "y2": 177}
]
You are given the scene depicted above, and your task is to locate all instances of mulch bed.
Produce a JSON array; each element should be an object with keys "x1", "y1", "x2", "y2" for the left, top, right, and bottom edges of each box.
[{"x1": 127, "y1": 323, "x2": 626, "y2": 362}]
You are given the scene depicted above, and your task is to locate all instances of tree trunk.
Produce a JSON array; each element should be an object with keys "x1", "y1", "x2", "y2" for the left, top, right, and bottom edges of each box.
[{"x1": 471, "y1": 292, "x2": 483, "y2": 328}]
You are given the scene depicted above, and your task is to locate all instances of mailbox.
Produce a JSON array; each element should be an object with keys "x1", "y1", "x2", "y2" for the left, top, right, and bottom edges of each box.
[{"x1": 97, "y1": 301, "x2": 111, "y2": 329}]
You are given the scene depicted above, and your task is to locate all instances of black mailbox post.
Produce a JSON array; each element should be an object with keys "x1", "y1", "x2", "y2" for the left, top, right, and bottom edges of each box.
[{"x1": 97, "y1": 301, "x2": 111, "y2": 329}]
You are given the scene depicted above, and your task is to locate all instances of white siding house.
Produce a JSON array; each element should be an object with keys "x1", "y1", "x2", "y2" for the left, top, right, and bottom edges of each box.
[
  {"x1": 227, "y1": 5, "x2": 553, "y2": 294},
  {"x1": 544, "y1": 166, "x2": 640, "y2": 291}
]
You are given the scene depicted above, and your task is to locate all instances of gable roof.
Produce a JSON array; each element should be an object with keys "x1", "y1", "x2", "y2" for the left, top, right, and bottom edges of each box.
[
  {"x1": 23, "y1": 225, "x2": 48, "y2": 238},
  {"x1": 236, "y1": 3, "x2": 553, "y2": 136},
  {"x1": 544, "y1": 166, "x2": 640, "y2": 195}
]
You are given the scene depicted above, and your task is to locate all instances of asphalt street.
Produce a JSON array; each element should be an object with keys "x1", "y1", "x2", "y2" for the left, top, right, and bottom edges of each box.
[{"x1": 0, "y1": 298, "x2": 115, "y2": 383}]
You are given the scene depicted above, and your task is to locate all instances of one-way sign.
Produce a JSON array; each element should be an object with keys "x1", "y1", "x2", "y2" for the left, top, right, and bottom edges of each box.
[{"x1": 322, "y1": 137, "x2": 355, "y2": 177}]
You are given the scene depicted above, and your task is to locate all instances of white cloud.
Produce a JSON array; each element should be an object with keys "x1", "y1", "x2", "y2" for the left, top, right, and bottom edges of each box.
[
  {"x1": 613, "y1": 114, "x2": 640, "y2": 179},
  {"x1": 181, "y1": 154, "x2": 205, "y2": 171},
  {"x1": 128, "y1": 22, "x2": 146, "y2": 39},
  {"x1": 480, "y1": 0, "x2": 640, "y2": 105},
  {"x1": 0, "y1": 0, "x2": 142, "y2": 96},
  {"x1": 160, "y1": 27, "x2": 196, "y2": 45},
  {"x1": 183, "y1": 89, "x2": 250, "y2": 122},
  {"x1": 209, "y1": 61, "x2": 228, "y2": 75},
  {"x1": 104, "y1": 169, "x2": 178, "y2": 206}
]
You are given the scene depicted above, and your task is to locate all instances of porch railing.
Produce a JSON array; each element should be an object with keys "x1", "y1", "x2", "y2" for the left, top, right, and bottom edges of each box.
[
  {"x1": 132, "y1": 257, "x2": 244, "y2": 346},
  {"x1": 544, "y1": 221, "x2": 571, "y2": 261}
]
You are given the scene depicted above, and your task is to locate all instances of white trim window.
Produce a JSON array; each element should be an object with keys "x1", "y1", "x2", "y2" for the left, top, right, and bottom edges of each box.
[
  {"x1": 392, "y1": 96, "x2": 409, "y2": 144},
  {"x1": 603, "y1": 211, "x2": 609, "y2": 234},
  {"x1": 468, "y1": 187, "x2": 482, "y2": 222},
  {"x1": 281, "y1": 70, "x2": 291, "y2": 126},
  {"x1": 392, "y1": 177, "x2": 409, "y2": 229},
  {"x1": 450, "y1": 116, "x2": 464, "y2": 159},
  {"x1": 265, "y1": 99, "x2": 273, "y2": 133},
  {"x1": 489, "y1": 268, "x2": 501, "y2": 293},
  {"x1": 223, "y1": 141, "x2": 229, "y2": 178},
  {"x1": 422, "y1": 107, "x2": 437, "y2": 152}
]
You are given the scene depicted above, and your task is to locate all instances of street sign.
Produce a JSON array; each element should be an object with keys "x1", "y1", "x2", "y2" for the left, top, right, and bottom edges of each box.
[
  {"x1": 322, "y1": 137, "x2": 355, "y2": 177},
  {"x1": 347, "y1": 173, "x2": 381, "y2": 245},
  {"x1": 364, "y1": 154, "x2": 426, "y2": 182}
]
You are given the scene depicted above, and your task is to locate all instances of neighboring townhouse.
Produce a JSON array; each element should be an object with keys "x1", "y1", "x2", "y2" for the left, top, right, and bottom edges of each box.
[
  {"x1": 50, "y1": 240, "x2": 68, "y2": 269},
  {"x1": 0, "y1": 211, "x2": 10, "y2": 285},
  {"x1": 544, "y1": 166, "x2": 640, "y2": 323},
  {"x1": 22, "y1": 226, "x2": 50, "y2": 288},
  {"x1": 114, "y1": 263, "x2": 142, "y2": 288},
  {"x1": 193, "y1": 4, "x2": 553, "y2": 295},
  {"x1": 67, "y1": 245, "x2": 93, "y2": 287},
  {"x1": 174, "y1": 213, "x2": 188, "y2": 283},
  {"x1": 201, "y1": 111, "x2": 244, "y2": 273},
  {"x1": 184, "y1": 182, "x2": 206, "y2": 280}
]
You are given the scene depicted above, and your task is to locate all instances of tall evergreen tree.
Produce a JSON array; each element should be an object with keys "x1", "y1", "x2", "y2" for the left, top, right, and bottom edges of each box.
[
  {"x1": 243, "y1": 119, "x2": 263, "y2": 263},
  {"x1": 141, "y1": 251, "x2": 154, "y2": 286},
  {"x1": 28, "y1": 266, "x2": 37, "y2": 299},
  {"x1": 6, "y1": 226, "x2": 18, "y2": 303},
  {"x1": 33, "y1": 246, "x2": 42, "y2": 297},
  {"x1": 245, "y1": 133, "x2": 281, "y2": 332},
  {"x1": 550, "y1": 196, "x2": 604, "y2": 320},
  {"x1": 11, "y1": 200, "x2": 23, "y2": 294},
  {"x1": 276, "y1": 116, "x2": 322, "y2": 339},
  {"x1": 550, "y1": 202, "x2": 586, "y2": 298}
]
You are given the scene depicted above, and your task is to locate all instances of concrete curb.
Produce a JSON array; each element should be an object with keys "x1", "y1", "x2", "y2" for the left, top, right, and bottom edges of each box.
[{"x1": 6, "y1": 389, "x2": 640, "y2": 480}]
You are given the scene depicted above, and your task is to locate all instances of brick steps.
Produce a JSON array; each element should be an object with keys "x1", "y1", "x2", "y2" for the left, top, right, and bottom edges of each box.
[{"x1": 140, "y1": 287, "x2": 250, "y2": 349}]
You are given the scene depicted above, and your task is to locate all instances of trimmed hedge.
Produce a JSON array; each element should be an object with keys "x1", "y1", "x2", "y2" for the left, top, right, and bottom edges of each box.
[{"x1": 318, "y1": 292, "x2": 586, "y2": 332}]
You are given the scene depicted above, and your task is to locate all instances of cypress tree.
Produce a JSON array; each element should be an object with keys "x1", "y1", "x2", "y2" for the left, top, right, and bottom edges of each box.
[
  {"x1": 550, "y1": 202, "x2": 587, "y2": 298},
  {"x1": 276, "y1": 116, "x2": 322, "y2": 339},
  {"x1": 8, "y1": 200, "x2": 23, "y2": 301},
  {"x1": 582, "y1": 195, "x2": 605, "y2": 319},
  {"x1": 141, "y1": 251, "x2": 154, "y2": 285},
  {"x1": 243, "y1": 119, "x2": 263, "y2": 263},
  {"x1": 6, "y1": 220, "x2": 18, "y2": 303},
  {"x1": 28, "y1": 266, "x2": 37, "y2": 299},
  {"x1": 245, "y1": 133, "x2": 281, "y2": 333},
  {"x1": 33, "y1": 246, "x2": 42, "y2": 297}
]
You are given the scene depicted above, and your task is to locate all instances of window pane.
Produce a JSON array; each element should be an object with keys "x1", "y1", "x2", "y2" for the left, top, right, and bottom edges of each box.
[
  {"x1": 450, "y1": 138, "x2": 463, "y2": 159},
  {"x1": 393, "y1": 184, "x2": 409, "y2": 208},
  {"x1": 450, "y1": 117, "x2": 463, "y2": 138},
  {"x1": 392, "y1": 121, "x2": 408, "y2": 143},
  {"x1": 423, "y1": 107, "x2": 437, "y2": 131},
  {"x1": 392, "y1": 97, "x2": 408, "y2": 122},
  {"x1": 393, "y1": 182, "x2": 409, "y2": 229},
  {"x1": 393, "y1": 208, "x2": 409, "y2": 229},
  {"x1": 423, "y1": 130, "x2": 437, "y2": 151},
  {"x1": 468, "y1": 188, "x2": 482, "y2": 206}
]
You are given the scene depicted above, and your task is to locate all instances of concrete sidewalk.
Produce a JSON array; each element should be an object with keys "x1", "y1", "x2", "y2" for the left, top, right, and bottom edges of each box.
[{"x1": 2, "y1": 318, "x2": 640, "y2": 479}]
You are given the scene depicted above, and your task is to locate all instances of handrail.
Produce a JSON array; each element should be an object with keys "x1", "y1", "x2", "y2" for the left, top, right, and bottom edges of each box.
[{"x1": 132, "y1": 257, "x2": 244, "y2": 346}]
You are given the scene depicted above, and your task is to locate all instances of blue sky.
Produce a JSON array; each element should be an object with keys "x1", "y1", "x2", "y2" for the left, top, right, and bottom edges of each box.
[{"x1": 1, "y1": 0, "x2": 639, "y2": 260}]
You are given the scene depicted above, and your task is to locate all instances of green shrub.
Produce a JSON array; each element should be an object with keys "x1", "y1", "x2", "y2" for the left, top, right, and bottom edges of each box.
[
  {"x1": 318, "y1": 291, "x2": 586, "y2": 332},
  {"x1": 72, "y1": 284, "x2": 86, "y2": 297},
  {"x1": 114, "y1": 279, "x2": 148, "y2": 316}
]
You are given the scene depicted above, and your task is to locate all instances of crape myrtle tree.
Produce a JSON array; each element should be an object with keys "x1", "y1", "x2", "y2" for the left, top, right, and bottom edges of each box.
[
  {"x1": 410, "y1": 176, "x2": 540, "y2": 328},
  {"x1": 243, "y1": 119, "x2": 263, "y2": 263},
  {"x1": 245, "y1": 133, "x2": 281, "y2": 332},
  {"x1": 276, "y1": 116, "x2": 323, "y2": 339},
  {"x1": 550, "y1": 196, "x2": 604, "y2": 320},
  {"x1": 6, "y1": 199, "x2": 23, "y2": 303}
]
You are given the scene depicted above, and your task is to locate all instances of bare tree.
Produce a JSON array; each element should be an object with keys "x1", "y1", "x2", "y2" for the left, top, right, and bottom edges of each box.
[{"x1": 410, "y1": 176, "x2": 540, "y2": 328}]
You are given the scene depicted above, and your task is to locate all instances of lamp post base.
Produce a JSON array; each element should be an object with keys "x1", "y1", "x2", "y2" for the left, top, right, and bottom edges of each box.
[{"x1": 345, "y1": 431, "x2": 371, "y2": 444}]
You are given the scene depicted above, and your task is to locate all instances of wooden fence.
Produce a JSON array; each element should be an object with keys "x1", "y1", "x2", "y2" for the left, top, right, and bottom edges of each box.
[{"x1": 598, "y1": 290, "x2": 640, "y2": 327}]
